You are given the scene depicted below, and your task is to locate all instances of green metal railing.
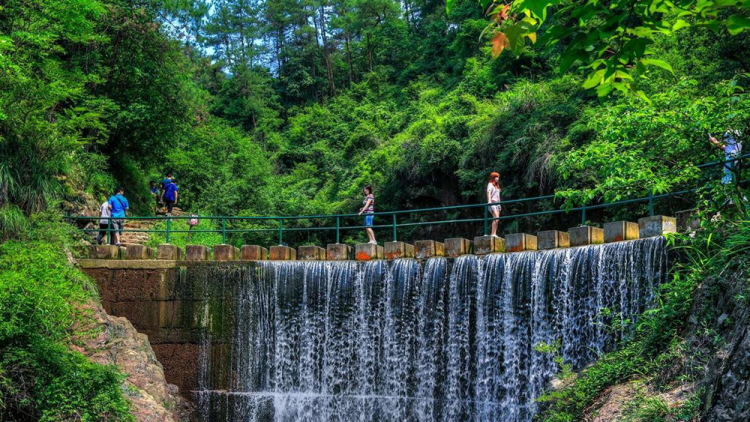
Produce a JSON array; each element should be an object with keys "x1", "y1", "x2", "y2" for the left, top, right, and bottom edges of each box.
[{"x1": 67, "y1": 154, "x2": 748, "y2": 246}]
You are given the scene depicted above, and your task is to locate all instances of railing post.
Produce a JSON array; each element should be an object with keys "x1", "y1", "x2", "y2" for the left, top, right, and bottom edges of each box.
[
  {"x1": 648, "y1": 188, "x2": 654, "y2": 216},
  {"x1": 392, "y1": 214, "x2": 397, "y2": 241},
  {"x1": 222, "y1": 218, "x2": 227, "y2": 244},
  {"x1": 278, "y1": 218, "x2": 283, "y2": 245},
  {"x1": 166, "y1": 217, "x2": 171, "y2": 244},
  {"x1": 107, "y1": 217, "x2": 111, "y2": 245},
  {"x1": 336, "y1": 216, "x2": 340, "y2": 244},
  {"x1": 484, "y1": 205, "x2": 488, "y2": 236},
  {"x1": 581, "y1": 202, "x2": 587, "y2": 225}
]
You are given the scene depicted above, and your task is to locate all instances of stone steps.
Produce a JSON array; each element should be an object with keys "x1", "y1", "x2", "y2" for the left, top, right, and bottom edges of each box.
[{"x1": 86, "y1": 215, "x2": 680, "y2": 262}]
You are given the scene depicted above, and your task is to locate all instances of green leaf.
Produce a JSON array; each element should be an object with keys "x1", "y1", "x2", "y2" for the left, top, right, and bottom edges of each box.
[
  {"x1": 446, "y1": 0, "x2": 457, "y2": 15},
  {"x1": 727, "y1": 15, "x2": 750, "y2": 35},
  {"x1": 672, "y1": 19, "x2": 690, "y2": 31},
  {"x1": 641, "y1": 58, "x2": 674, "y2": 74},
  {"x1": 583, "y1": 69, "x2": 605, "y2": 89}
]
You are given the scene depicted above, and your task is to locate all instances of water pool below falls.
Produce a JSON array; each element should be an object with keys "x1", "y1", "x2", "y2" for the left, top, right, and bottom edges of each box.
[{"x1": 193, "y1": 237, "x2": 667, "y2": 422}]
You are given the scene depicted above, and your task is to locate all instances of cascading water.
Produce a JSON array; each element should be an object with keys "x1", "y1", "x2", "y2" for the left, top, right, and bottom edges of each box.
[{"x1": 194, "y1": 237, "x2": 667, "y2": 422}]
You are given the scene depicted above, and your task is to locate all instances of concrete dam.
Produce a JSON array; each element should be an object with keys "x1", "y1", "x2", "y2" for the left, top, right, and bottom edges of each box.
[{"x1": 81, "y1": 217, "x2": 673, "y2": 422}]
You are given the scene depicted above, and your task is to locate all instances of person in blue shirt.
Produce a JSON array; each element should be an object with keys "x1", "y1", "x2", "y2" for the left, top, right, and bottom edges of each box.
[
  {"x1": 108, "y1": 187, "x2": 129, "y2": 246},
  {"x1": 149, "y1": 180, "x2": 161, "y2": 211},
  {"x1": 159, "y1": 173, "x2": 173, "y2": 205},
  {"x1": 162, "y1": 180, "x2": 179, "y2": 215},
  {"x1": 710, "y1": 129, "x2": 743, "y2": 185}
]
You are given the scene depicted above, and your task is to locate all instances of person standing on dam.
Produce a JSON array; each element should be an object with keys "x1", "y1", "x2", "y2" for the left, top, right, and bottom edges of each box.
[
  {"x1": 487, "y1": 172, "x2": 502, "y2": 237},
  {"x1": 358, "y1": 185, "x2": 377, "y2": 244}
]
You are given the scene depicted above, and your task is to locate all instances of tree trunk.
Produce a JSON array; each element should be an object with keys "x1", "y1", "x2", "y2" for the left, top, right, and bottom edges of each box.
[
  {"x1": 367, "y1": 32, "x2": 373, "y2": 72},
  {"x1": 345, "y1": 33, "x2": 353, "y2": 86},
  {"x1": 319, "y1": 5, "x2": 336, "y2": 96}
]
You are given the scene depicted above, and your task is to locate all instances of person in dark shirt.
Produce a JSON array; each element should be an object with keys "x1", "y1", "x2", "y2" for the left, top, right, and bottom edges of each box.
[
  {"x1": 162, "y1": 180, "x2": 179, "y2": 215},
  {"x1": 149, "y1": 180, "x2": 161, "y2": 211}
]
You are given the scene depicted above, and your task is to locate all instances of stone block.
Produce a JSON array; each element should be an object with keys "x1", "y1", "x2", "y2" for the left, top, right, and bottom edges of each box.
[
  {"x1": 213, "y1": 244, "x2": 239, "y2": 261},
  {"x1": 241, "y1": 245, "x2": 268, "y2": 260},
  {"x1": 384, "y1": 242, "x2": 414, "y2": 259},
  {"x1": 445, "y1": 238, "x2": 472, "y2": 258},
  {"x1": 326, "y1": 244, "x2": 352, "y2": 260},
  {"x1": 298, "y1": 245, "x2": 326, "y2": 260},
  {"x1": 505, "y1": 233, "x2": 537, "y2": 252},
  {"x1": 473, "y1": 236, "x2": 505, "y2": 255},
  {"x1": 270, "y1": 245, "x2": 296, "y2": 260},
  {"x1": 638, "y1": 215, "x2": 677, "y2": 238},
  {"x1": 185, "y1": 245, "x2": 210, "y2": 261},
  {"x1": 355, "y1": 243, "x2": 383, "y2": 260},
  {"x1": 156, "y1": 244, "x2": 183, "y2": 260},
  {"x1": 89, "y1": 245, "x2": 120, "y2": 259},
  {"x1": 414, "y1": 240, "x2": 445, "y2": 259},
  {"x1": 123, "y1": 244, "x2": 152, "y2": 260},
  {"x1": 569, "y1": 226, "x2": 604, "y2": 247},
  {"x1": 604, "y1": 221, "x2": 639, "y2": 243},
  {"x1": 676, "y1": 209, "x2": 700, "y2": 232},
  {"x1": 537, "y1": 230, "x2": 570, "y2": 250}
]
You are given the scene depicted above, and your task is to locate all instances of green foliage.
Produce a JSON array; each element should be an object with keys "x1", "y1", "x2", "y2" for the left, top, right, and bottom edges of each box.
[
  {"x1": 537, "y1": 217, "x2": 750, "y2": 422},
  {"x1": 0, "y1": 216, "x2": 133, "y2": 421},
  {"x1": 470, "y1": 0, "x2": 750, "y2": 99}
]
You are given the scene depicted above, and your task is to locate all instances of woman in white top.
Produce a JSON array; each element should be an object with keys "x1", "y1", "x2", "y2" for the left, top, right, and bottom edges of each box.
[{"x1": 486, "y1": 172, "x2": 502, "y2": 237}]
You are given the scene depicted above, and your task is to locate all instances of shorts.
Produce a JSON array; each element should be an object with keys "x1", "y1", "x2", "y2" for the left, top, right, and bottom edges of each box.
[
  {"x1": 165, "y1": 199, "x2": 175, "y2": 213},
  {"x1": 489, "y1": 204, "x2": 502, "y2": 213},
  {"x1": 111, "y1": 219, "x2": 125, "y2": 233},
  {"x1": 364, "y1": 214, "x2": 374, "y2": 227}
]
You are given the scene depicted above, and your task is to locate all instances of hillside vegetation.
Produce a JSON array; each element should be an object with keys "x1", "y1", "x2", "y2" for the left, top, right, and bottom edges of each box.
[{"x1": 1, "y1": 0, "x2": 750, "y2": 420}]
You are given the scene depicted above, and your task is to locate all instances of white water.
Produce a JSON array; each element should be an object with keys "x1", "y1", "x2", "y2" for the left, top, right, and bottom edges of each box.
[{"x1": 195, "y1": 237, "x2": 667, "y2": 421}]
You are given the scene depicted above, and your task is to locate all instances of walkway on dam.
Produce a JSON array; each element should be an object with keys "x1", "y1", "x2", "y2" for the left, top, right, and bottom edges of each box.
[{"x1": 83, "y1": 214, "x2": 687, "y2": 264}]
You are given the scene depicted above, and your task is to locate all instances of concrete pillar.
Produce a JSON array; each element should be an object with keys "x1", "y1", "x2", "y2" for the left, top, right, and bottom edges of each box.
[
  {"x1": 384, "y1": 241, "x2": 414, "y2": 259},
  {"x1": 241, "y1": 245, "x2": 268, "y2": 261},
  {"x1": 474, "y1": 236, "x2": 505, "y2": 255},
  {"x1": 156, "y1": 244, "x2": 183, "y2": 260},
  {"x1": 326, "y1": 244, "x2": 352, "y2": 260},
  {"x1": 123, "y1": 244, "x2": 152, "y2": 260},
  {"x1": 213, "y1": 245, "x2": 239, "y2": 261},
  {"x1": 185, "y1": 245, "x2": 210, "y2": 261},
  {"x1": 569, "y1": 226, "x2": 604, "y2": 247},
  {"x1": 270, "y1": 246, "x2": 296, "y2": 260},
  {"x1": 355, "y1": 243, "x2": 383, "y2": 260},
  {"x1": 638, "y1": 215, "x2": 677, "y2": 237},
  {"x1": 603, "y1": 221, "x2": 639, "y2": 243},
  {"x1": 505, "y1": 233, "x2": 537, "y2": 252},
  {"x1": 445, "y1": 238, "x2": 471, "y2": 258},
  {"x1": 298, "y1": 245, "x2": 326, "y2": 260},
  {"x1": 537, "y1": 230, "x2": 570, "y2": 250},
  {"x1": 414, "y1": 240, "x2": 444, "y2": 259},
  {"x1": 676, "y1": 209, "x2": 700, "y2": 232},
  {"x1": 89, "y1": 245, "x2": 120, "y2": 259}
]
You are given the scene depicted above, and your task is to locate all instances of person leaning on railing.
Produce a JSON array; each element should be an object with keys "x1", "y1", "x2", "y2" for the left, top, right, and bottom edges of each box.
[
  {"x1": 487, "y1": 172, "x2": 502, "y2": 237},
  {"x1": 709, "y1": 128, "x2": 743, "y2": 185}
]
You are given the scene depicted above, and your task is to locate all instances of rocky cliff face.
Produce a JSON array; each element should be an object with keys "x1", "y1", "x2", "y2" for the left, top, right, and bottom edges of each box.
[
  {"x1": 696, "y1": 269, "x2": 750, "y2": 421},
  {"x1": 72, "y1": 300, "x2": 196, "y2": 421}
]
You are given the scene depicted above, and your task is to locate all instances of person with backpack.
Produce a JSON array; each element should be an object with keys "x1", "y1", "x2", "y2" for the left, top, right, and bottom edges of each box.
[
  {"x1": 108, "y1": 187, "x2": 129, "y2": 246},
  {"x1": 162, "y1": 179, "x2": 179, "y2": 215}
]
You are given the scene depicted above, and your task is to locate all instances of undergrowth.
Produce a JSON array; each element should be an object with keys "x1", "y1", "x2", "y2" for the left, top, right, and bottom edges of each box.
[{"x1": 0, "y1": 213, "x2": 133, "y2": 421}]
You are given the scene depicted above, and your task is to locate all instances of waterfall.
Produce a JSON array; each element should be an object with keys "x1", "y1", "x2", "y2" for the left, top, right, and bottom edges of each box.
[{"x1": 194, "y1": 237, "x2": 667, "y2": 422}]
